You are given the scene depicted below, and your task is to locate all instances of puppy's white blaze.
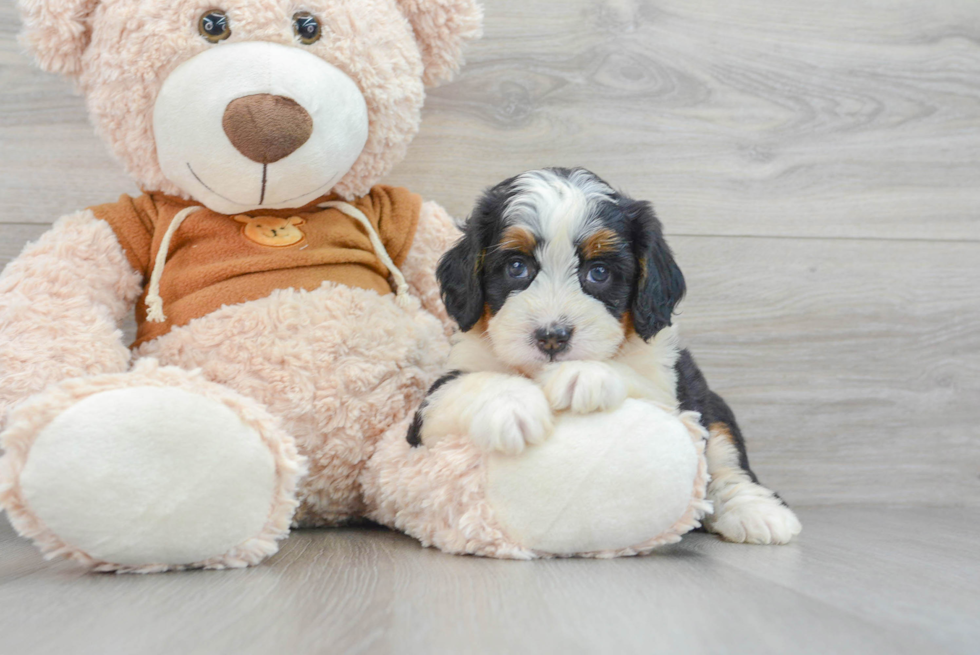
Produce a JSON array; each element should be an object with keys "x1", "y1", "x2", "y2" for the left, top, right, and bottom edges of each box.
[
  {"x1": 490, "y1": 260, "x2": 621, "y2": 368},
  {"x1": 505, "y1": 169, "x2": 614, "y2": 243},
  {"x1": 488, "y1": 169, "x2": 625, "y2": 371}
]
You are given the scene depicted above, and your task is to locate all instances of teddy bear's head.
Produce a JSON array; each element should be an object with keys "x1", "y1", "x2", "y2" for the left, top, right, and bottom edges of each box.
[{"x1": 18, "y1": 0, "x2": 482, "y2": 214}]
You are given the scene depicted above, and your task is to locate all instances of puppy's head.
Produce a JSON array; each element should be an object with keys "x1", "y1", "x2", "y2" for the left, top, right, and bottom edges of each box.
[{"x1": 438, "y1": 168, "x2": 685, "y2": 370}]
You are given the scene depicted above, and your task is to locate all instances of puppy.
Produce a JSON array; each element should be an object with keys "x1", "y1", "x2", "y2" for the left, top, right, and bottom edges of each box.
[{"x1": 408, "y1": 167, "x2": 801, "y2": 545}]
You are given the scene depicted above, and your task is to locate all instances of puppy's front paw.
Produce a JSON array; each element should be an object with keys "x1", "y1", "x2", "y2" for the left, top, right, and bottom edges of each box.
[
  {"x1": 708, "y1": 493, "x2": 802, "y2": 545},
  {"x1": 469, "y1": 381, "x2": 553, "y2": 455},
  {"x1": 537, "y1": 361, "x2": 627, "y2": 414}
]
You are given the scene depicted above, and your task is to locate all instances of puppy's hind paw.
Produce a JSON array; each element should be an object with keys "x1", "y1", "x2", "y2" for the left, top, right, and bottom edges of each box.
[{"x1": 707, "y1": 493, "x2": 802, "y2": 545}]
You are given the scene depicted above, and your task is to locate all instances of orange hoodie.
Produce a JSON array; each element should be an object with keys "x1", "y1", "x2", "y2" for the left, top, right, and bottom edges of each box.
[{"x1": 90, "y1": 186, "x2": 421, "y2": 346}]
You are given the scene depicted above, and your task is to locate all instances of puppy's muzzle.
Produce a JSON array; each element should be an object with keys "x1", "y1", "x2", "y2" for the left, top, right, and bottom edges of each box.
[{"x1": 534, "y1": 325, "x2": 573, "y2": 358}]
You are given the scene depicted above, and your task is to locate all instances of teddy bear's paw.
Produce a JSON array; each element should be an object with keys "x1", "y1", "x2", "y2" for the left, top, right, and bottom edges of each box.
[
  {"x1": 537, "y1": 361, "x2": 627, "y2": 414},
  {"x1": 5, "y1": 382, "x2": 300, "y2": 571},
  {"x1": 707, "y1": 491, "x2": 802, "y2": 545},
  {"x1": 469, "y1": 381, "x2": 553, "y2": 455}
]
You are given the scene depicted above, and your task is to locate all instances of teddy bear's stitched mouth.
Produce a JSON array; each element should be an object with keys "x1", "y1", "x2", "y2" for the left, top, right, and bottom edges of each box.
[
  {"x1": 187, "y1": 162, "x2": 245, "y2": 206},
  {"x1": 187, "y1": 162, "x2": 337, "y2": 209}
]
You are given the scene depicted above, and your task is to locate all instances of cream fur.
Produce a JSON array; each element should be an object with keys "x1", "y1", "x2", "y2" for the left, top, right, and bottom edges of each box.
[
  {"x1": 363, "y1": 408, "x2": 711, "y2": 559},
  {"x1": 0, "y1": 359, "x2": 305, "y2": 572},
  {"x1": 399, "y1": 201, "x2": 461, "y2": 334},
  {"x1": 136, "y1": 281, "x2": 450, "y2": 527},
  {"x1": 3, "y1": 0, "x2": 482, "y2": 570},
  {"x1": 17, "y1": 0, "x2": 482, "y2": 200},
  {"x1": 485, "y1": 400, "x2": 703, "y2": 555},
  {"x1": 363, "y1": 421, "x2": 535, "y2": 559},
  {"x1": 0, "y1": 211, "x2": 141, "y2": 429},
  {"x1": 0, "y1": 208, "x2": 452, "y2": 566},
  {"x1": 22, "y1": 386, "x2": 278, "y2": 566}
]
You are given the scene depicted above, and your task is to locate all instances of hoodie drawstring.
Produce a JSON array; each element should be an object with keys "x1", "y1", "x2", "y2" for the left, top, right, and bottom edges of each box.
[
  {"x1": 145, "y1": 205, "x2": 203, "y2": 322},
  {"x1": 144, "y1": 201, "x2": 413, "y2": 323},
  {"x1": 318, "y1": 201, "x2": 413, "y2": 308}
]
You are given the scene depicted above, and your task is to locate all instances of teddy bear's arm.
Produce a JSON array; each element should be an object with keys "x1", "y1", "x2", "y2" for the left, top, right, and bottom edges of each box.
[
  {"x1": 0, "y1": 211, "x2": 143, "y2": 427},
  {"x1": 398, "y1": 200, "x2": 461, "y2": 334}
]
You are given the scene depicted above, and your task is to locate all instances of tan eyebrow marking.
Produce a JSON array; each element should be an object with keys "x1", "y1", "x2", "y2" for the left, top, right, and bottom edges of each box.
[
  {"x1": 498, "y1": 225, "x2": 538, "y2": 254},
  {"x1": 580, "y1": 228, "x2": 622, "y2": 259}
]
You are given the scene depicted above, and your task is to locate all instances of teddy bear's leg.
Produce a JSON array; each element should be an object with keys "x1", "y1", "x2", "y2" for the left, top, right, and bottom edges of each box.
[
  {"x1": 0, "y1": 359, "x2": 304, "y2": 572},
  {"x1": 362, "y1": 416, "x2": 535, "y2": 559},
  {"x1": 362, "y1": 400, "x2": 710, "y2": 559}
]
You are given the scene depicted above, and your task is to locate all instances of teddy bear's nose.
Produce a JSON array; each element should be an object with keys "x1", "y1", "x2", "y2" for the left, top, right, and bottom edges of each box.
[{"x1": 222, "y1": 94, "x2": 314, "y2": 164}]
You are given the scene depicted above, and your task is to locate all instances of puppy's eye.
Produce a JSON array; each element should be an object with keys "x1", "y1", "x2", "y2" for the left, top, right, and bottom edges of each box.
[
  {"x1": 507, "y1": 259, "x2": 529, "y2": 279},
  {"x1": 293, "y1": 12, "x2": 322, "y2": 44},
  {"x1": 199, "y1": 10, "x2": 231, "y2": 43},
  {"x1": 586, "y1": 264, "x2": 610, "y2": 284}
]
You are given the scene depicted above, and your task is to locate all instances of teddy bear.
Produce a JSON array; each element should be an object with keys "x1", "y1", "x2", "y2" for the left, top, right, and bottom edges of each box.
[{"x1": 0, "y1": 0, "x2": 482, "y2": 572}]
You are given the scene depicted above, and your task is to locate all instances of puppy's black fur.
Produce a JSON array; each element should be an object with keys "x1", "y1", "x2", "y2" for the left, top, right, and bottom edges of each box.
[
  {"x1": 436, "y1": 168, "x2": 686, "y2": 339},
  {"x1": 418, "y1": 168, "x2": 759, "y2": 495},
  {"x1": 407, "y1": 370, "x2": 463, "y2": 448},
  {"x1": 623, "y1": 199, "x2": 686, "y2": 339},
  {"x1": 435, "y1": 176, "x2": 517, "y2": 331},
  {"x1": 674, "y1": 349, "x2": 757, "y2": 480}
]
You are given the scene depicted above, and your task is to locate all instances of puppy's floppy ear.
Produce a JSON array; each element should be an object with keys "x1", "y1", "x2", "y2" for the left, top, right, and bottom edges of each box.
[
  {"x1": 626, "y1": 200, "x2": 686, "y2": 341},
  {"x1": 436, "y1": 227, "x2": 485, "y2": 332},
  {"x1": 394, "y1": 0, "x2": 483, "y2": 87},
  {"x1": 436, "y1": 176, "x2": 515, "y2": 331},
  {"x1": 18, "y1": 0, "x2": 102, "y2": 76}
]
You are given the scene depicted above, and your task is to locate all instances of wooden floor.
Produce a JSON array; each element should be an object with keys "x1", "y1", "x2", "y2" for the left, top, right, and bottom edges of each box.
[
  {"x1": 0, "y1": 507, "x2": 977, "y2": 655},
  {"x1": 1, "y1": 0, "x2": 979, "y2": 653}
]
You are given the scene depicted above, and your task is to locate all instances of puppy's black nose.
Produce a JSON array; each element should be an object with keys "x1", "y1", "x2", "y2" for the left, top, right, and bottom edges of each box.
[{"x1": 534, "y1": 325, "x2": 573, "y2": 357}]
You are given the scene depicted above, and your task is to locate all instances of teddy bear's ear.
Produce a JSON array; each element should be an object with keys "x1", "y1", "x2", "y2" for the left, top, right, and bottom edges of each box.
[
  {"x1": 288, "y1": 217, "x2": 306, "y2": 226},
  {"x1": 395, "y1": 0, "x2": 483, "y2": 87},
  {"x1": 18, "y1": 0, "x2": 101, "y2": 76}
]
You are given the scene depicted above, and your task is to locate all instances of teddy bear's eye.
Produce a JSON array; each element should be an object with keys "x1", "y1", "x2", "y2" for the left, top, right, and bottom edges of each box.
[
  {"x1": 293, "y1": 12, "x2": 322, "y2": 45},
  {"x1": 199, "y1": 10, "x2": 231, "y2": 43}
]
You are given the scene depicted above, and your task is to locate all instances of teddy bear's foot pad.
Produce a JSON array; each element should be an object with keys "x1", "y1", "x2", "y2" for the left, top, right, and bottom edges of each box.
[
  {"x1": 13, "y1": 386, "x2": 280, "y2": 569},
  {"x1": 485, "y1": 399, "x2": 706, "y2": 556}
]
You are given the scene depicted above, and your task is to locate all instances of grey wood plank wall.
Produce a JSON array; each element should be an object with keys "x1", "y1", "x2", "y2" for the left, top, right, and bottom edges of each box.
[{"x1": 0, "y1": 1, "x2": 978, "y2": 506}]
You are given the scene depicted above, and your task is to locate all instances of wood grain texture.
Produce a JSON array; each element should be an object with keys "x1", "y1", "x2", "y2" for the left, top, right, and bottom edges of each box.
[
  {"x1": 2, "y1": 1, "x2": 979, "y2": 239},
  {"x1": 1, "y1": 2, "x2": 979, "y2": 502},
  {"x1": 1, "y1": 507, "x2": 976, "y2": 655},
  {"x1": 670, "y1": 235, "x2": 980, "y2": 506}
]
